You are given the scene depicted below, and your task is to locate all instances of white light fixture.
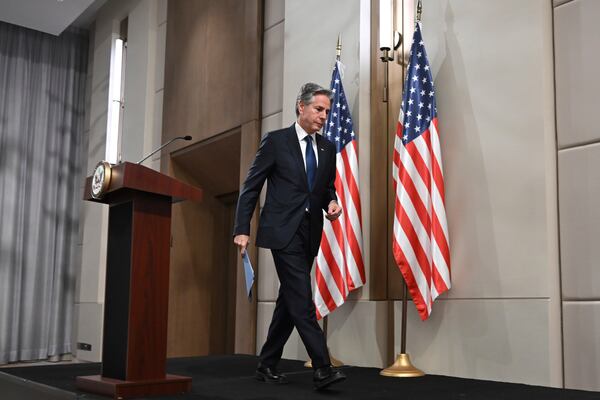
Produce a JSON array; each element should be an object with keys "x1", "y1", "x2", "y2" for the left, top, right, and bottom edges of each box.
[
  {"x1": 379, "y1": 0, "x2": 393, "y2": 51},
  {"x1": 105, "y1": 38, "x2": 124, "y2": 164}
]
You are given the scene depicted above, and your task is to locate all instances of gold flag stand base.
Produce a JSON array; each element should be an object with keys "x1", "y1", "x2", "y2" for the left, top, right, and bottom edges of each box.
[
  {"x1": 304, "y1": 348, "x2": 344, "y2": 368},
  {"x1": 380, "y1": 353, "x2": 425, "y2": 378}
]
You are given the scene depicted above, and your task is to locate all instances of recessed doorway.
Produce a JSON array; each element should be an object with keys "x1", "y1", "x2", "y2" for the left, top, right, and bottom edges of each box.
[{"x1": 166, "y1": 128, "x2": 241, "y2": 357}]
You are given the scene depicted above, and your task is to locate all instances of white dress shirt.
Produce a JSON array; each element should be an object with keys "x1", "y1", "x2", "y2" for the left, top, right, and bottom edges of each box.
[{"x1": 295, "y1": 122, "x2": 319, "y2": 171}]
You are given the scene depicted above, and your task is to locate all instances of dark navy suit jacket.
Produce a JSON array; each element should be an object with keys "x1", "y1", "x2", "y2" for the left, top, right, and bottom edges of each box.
[{"x1": 234, "y1": 124, "x2": 337, "y2": 257}]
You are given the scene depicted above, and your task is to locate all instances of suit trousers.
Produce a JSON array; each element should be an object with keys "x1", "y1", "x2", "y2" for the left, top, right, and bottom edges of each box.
[{"x1": 258, "y1": 213, "x2": 330, "y2": 369}]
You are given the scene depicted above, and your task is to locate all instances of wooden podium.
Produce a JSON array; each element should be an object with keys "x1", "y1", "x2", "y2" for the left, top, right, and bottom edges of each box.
[{"x1": 77, "y1": 162, "x2": 202, "y2": 399}]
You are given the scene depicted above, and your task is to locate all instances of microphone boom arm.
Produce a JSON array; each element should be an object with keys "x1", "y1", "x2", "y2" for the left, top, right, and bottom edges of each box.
[{"x1": 137, "y1": 135, "x2": 192, "y2": 165}]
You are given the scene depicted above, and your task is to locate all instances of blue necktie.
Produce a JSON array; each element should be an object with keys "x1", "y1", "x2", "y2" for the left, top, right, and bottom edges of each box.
[{"x1": 305, "y1": 135, "x2": 317, "y2": 191}]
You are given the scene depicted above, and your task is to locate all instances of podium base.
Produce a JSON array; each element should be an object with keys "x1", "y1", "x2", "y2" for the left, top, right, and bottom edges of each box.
[{"x1": 76, "y1": 374, "x2": 192, "y2": 399}]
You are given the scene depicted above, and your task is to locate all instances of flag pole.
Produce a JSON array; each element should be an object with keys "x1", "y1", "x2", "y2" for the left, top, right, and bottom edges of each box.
[
  {"x1": 325, "y1": 34, "x2": 344, "y2": 368},
  {"x1": 380, "y1": 283, "x2": 424, "y2": 377},
  {"x1": 305, "y1": 34, "x2": 346, "y2": 370},
  {"x1": 380, "y1": 0, "x2": 425, "y2": 378}
]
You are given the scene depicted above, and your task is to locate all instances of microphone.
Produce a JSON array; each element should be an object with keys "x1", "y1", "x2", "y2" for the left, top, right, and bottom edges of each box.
[{"x1": 137, "y1": 135, "x2": 192, "y2": 165}]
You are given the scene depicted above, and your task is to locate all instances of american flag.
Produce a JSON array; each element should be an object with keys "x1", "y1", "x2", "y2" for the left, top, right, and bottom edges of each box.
[
  {"x1": 392, "y1": 22, "x2": 451, "y2": 321},
  {"x1": 314, "y1": 60, "x2": 365, "y2": 319}
]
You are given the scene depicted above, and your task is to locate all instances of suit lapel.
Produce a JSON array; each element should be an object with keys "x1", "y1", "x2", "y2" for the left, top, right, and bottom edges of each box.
[
  {"x1": 314, "y1": 134, "x2": 330, "y2": 190},
  {"x1": 286, "y1": 125, "x2": 309, "y2": 190}
]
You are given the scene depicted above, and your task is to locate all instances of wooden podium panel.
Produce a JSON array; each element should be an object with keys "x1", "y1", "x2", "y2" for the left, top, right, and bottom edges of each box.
[{"x1": 78, "y1": 163, "x2": 201, "y2": 398}]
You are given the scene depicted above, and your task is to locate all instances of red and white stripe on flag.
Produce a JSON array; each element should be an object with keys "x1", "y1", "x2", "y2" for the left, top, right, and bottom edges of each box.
[
  {"x1": 314, "y1": 60, "x2": 365, "y2": 319},
  {"x1": 392, "y1": 22, "x2": 451, "y2": 321}
]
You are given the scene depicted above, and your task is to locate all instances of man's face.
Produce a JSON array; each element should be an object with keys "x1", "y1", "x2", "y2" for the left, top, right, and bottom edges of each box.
[{"x1": 297, "y1": 94, "x2": 331, "y2": 134}]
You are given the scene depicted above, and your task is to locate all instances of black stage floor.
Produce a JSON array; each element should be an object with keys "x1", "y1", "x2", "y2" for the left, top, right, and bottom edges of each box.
[{"x1": 1, "y1": 354, "x2": 598, "y2": 400}]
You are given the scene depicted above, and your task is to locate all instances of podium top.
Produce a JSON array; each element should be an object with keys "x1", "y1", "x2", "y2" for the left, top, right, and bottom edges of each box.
[{"x1": 84, "y1": 162, "x2": 202, "y2": 204}]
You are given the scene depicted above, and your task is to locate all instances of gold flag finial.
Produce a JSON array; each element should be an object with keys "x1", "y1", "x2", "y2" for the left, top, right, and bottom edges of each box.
[
  {"x1": 416, "y1": 0, "x2": 423, "y2": 23},
  {"x1": 336, "y1": 34, "x2": 342, "y2": 60}
]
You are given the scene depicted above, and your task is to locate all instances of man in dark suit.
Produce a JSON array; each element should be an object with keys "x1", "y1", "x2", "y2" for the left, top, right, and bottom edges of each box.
[{"x1": 233, "y1": 82, "x2": 346, "y2": 390}]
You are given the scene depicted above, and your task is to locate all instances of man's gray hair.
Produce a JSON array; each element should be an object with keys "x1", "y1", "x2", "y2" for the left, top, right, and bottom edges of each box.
[{"x1": 295, "y1": 82, "x2": 333, "y2": 117}]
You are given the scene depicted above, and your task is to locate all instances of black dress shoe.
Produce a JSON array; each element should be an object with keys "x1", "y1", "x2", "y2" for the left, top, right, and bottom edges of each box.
[
  {"x1": 313, "y1": 366, "x2": 346, "y2": 390},
  {"x1": 255, "y1": 364, "x2": 288, "y2": 384}
]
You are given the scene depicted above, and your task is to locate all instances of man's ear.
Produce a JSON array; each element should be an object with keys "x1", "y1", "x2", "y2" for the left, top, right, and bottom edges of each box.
[{"x1": 297, "y1": 101, "x2": 305, "y2": 115}]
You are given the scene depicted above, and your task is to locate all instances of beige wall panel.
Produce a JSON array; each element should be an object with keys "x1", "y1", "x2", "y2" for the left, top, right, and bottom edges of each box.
[
  {"x1": 86, "y1": 34, "x2": 110, "y2": 171},
  {"x1": 154, "y1": 21, "x2": 166, "y2": 91},
  {"x1": 234, "y1": 122, "x2": 260, "y2": 354},
  {"x1": 559, "y1": 144, "x2": 600, "y2": 299},
  {"x1": 257, "y1": 247, "x2": 278, "y2": 302},
  {"x1": 163, "y1": 2, "x2": 208, "y2": 146},
  {"x1": 555, "y1": 0, "x2": 600, "y2": 148},
  {"x1": 264, "y1": 0, "x2": 284, "y2": 30},
  {"x1": 74, "y1": 302, "x2": 104, "y2": 362},
  {"x1": 95, "y1": 0, "x2": 139, "y2": 39},
  {"x1": 395, "y1": 299, "x2": 551, "y2": 386},
  {"x1": 563, "y1": 301, "x2": 600, "y2": 391},
  {"x1": 282, "y1": 0, "x2": 360, "y2": 125},
  {"x1": 149, "y1": 158, "x2": 161, "y2": 172},
  {"x1": 71, "y1": 300, "x2": 80, "y2": 357},
  {"x1": 80, "y1": 139, "x2": 91, "y2": 188},
  {"x1": 554, "y1": 0, "x2": 574, "y2": 6},
  {"x1": 168, "y1": 184, "x2": 217, "y2": 356},
  {"x1": 77, "y1": 196, "x2": 86, "y2": 245},
  {"x1": 89, "y1": 34, "x2": 110, "y2": 88},
  {"x1": 327, "y1": 301, "x2": 387, "y2": 368},
  {"x1": 151, "y1": 90, "x2": 164, "y2": 164},
  {"x1": 420, "y1": 0, "x2": 555, "y2": 299},
  {"x1": 262, "y1": 22, "x2": 284, "y2": 118},
  {"x1": 255, "y1": 0, "x2": 284, "y2": 311},
  {"x1": 240, "y1": 0, "x2": 262, "y2": 123},
  {"x1": 79, "y1": 204, "x2": 108, "y2": 303},
  {"x1": 256, "y1": 302, "x2": 309, "y2": 361},
  {"x1": 80, "y1": 200, "x2": 107, "y2": 248},
  {"x1": 164, "y1": 0, "x2": 243, "y2": 145},
  {"x1": 261, "y1": 112, "x2": 283, "y2": 135},
  {"x1": 157, "y1": 0, "x2": 167, "y2": 25},
  {"x1": 87, "y1": 107, "x2": 108, "y2": 169},
  {"x1": 78, "y1": 241, "x2": 104, "y2": 303},
  {"x1": 203, "y1": 1, "x2": 245, "y2": 131}
]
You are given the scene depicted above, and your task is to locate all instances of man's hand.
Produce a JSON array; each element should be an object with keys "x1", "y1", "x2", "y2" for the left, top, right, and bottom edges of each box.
[
  {"x1": 233, "y1": 234, "x2": 250, "y2": 255},
  {"x1": 326, "y1": 201, "x2": 342, "y2": 221}
]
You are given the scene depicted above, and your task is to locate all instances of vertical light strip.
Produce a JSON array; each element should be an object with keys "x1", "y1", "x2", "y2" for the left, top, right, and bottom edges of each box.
[
  {"x1": 105, "y1": 38, "x2": 124, "y2": 164},
  {"x1": 379, "y1": 0, "x2": 393, "y2": 50}
]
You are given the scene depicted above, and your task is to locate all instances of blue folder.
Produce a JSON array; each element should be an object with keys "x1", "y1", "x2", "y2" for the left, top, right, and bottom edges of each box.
[{"x1": 242, "y1": 251, "x2": 255, "y2": 300}]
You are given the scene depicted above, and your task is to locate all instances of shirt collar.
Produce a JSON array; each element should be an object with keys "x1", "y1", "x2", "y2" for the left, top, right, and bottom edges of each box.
[{"x1": 295, "y1": 122, "x2": 317, "y2": 143}]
